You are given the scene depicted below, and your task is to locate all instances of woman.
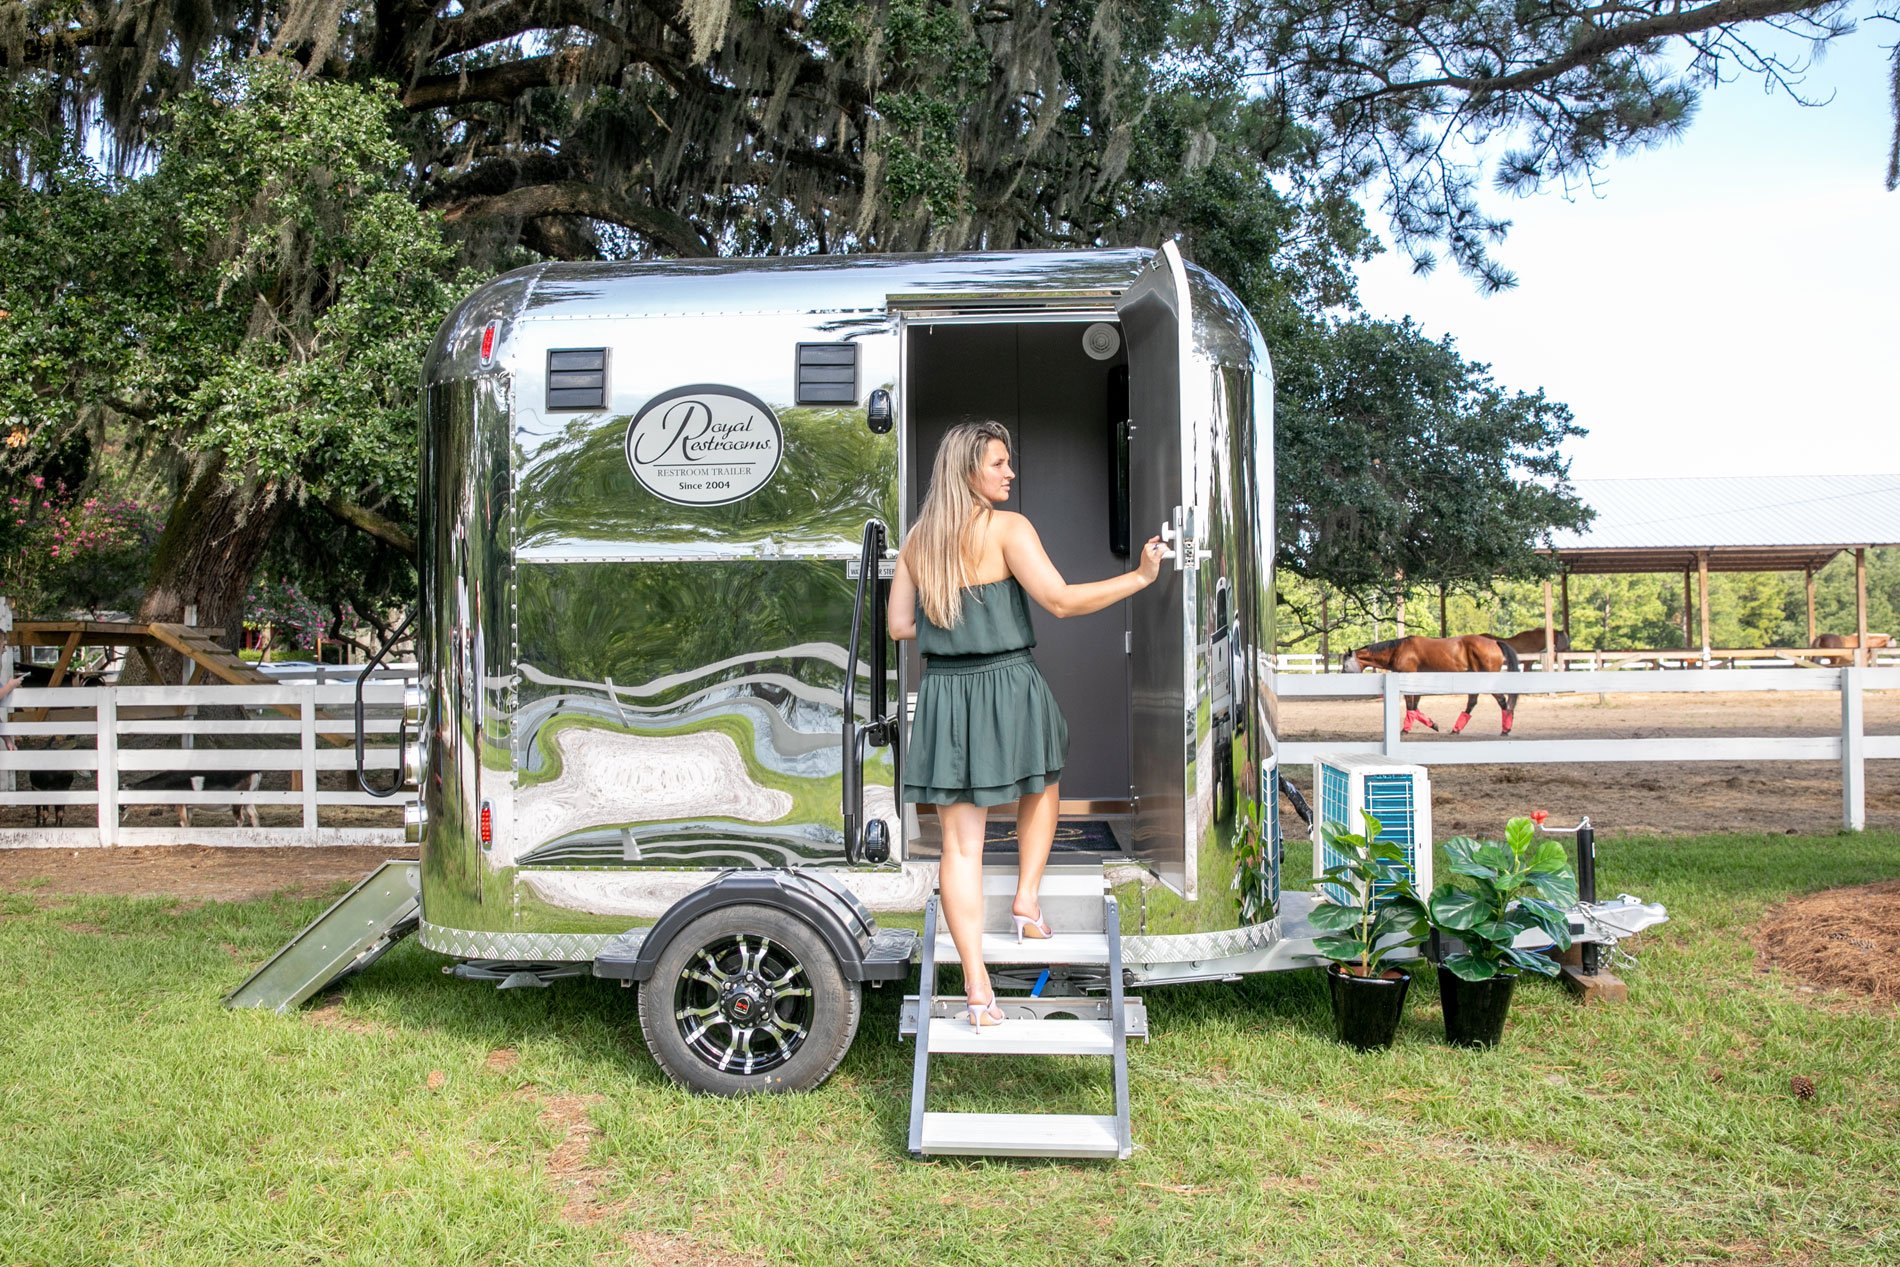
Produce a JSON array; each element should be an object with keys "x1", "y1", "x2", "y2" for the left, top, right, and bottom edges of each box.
[{"x1": 888, "y1": 421, "x2": 1165, "y2": 1029}]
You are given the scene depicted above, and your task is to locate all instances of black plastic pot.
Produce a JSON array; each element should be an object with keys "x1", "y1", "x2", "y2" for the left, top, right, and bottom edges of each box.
[
  {"x1": 1437, "y1": 966, "x2": 1516, "y2": 1048},
  {"x1": 1326, "y1": 964, "x2": 1412, "y2": 1052}
]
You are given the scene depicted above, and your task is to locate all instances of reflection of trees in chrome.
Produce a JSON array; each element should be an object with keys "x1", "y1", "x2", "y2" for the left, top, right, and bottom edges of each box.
[
  {"x1": 518, "y1": 557, "x2": 858, "y2": 701},
  {"x1": 517, "y1": 405, "x2": 895, "y2": 547},
  {"x1": 519, "y1": 820, "x2": 837, "y2": 870}
]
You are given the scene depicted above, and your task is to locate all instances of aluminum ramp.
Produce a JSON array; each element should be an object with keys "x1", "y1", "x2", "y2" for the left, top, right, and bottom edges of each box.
[
  {"x1": 225, "y1": 860, "x2": 420, "y2": 1013},
  {"x1": 903, "y1": 868, "x2": 1140, "y2": 1160}
]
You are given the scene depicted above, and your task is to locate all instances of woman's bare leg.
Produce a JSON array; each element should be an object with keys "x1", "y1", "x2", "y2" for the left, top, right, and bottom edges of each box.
[
  {"x1": 1012, "y1": 782, "x2": 1060, "y2": 925},
  {"x1": 936, "y1": 801, "x2": 993, "y2": 1002}
]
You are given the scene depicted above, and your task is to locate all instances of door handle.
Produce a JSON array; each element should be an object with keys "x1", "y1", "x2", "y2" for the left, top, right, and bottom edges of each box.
[
  {"x1": 1158, "y1": 507, "x2": 1191, "y2": 571},
  {"x1": 1182, "y1": 505, "x2": 1205, "y2": 569}
]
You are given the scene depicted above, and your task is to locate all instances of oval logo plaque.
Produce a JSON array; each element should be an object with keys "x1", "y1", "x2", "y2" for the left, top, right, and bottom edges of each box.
[{"x1": 624, "y1": 384, "x2": 784, "y2": 506}]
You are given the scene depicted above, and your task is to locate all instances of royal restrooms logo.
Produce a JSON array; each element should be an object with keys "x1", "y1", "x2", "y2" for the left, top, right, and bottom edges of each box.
[{"x1": 624, "y1": 384, "x2": 784, "y2": 506}]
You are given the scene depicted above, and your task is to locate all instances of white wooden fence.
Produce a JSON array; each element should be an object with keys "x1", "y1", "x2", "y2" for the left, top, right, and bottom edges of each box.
[
  {"x1": 1277, "y1": 667, "x2": 1900, "y2": 830},
  {"x1": 6, "y1": 668, "x2": 1894, "y2": 845},
  {"x1": 0, "y1": 680, "x2": 410, "y2": 847}
]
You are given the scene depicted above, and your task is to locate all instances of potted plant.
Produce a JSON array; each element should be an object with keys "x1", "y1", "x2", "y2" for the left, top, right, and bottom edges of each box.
[
  {"x1": 1424, "y1": 813, "x2": 1578, "y2": 1048},
  {"x1": 1309, "y1": 812, "x2": 1429, "y2": 1051}
]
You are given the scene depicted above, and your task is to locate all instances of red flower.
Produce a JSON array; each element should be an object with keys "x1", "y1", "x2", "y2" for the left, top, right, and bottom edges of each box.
[{"x1": 1530, "y1": 809, "x2": 1549, "y2": 825}]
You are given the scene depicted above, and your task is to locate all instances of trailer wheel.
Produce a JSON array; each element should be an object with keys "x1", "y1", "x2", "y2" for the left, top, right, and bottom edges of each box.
[{"x1": 637, "y1": 904, "x2": 860, "y2": 1096}]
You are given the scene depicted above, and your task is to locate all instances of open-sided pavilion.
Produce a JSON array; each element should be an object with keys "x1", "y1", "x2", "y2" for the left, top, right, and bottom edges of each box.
[{"x1": 1539, "y1": 475, "x2": 1900, "y2": 669}]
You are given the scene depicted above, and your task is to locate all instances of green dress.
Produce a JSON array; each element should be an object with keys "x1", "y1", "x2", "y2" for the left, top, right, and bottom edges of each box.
[{"x1": 903, "y1": 577, "x2": 1069, "y2": 808}]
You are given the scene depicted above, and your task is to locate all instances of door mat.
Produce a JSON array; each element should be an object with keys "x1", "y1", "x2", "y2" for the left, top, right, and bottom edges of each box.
[{"x1": 984, "y1": 819, "x2": 1120, "y2": 852}]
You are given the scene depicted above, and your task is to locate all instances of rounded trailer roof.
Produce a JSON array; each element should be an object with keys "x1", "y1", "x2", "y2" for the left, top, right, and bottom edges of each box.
[{"x1": 520, "y1": 249, "x2": 1157, "y2": 319}]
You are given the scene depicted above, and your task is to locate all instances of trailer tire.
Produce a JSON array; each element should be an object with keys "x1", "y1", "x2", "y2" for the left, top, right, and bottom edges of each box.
[{"x1": 637, "y1": 904, "x2": 861, "y2": 1096}]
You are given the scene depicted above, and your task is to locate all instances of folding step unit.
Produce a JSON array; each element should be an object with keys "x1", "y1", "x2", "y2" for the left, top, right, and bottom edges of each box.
[{"x1": 903, "y1": 868, "x2": 1141, "y2": 1160}]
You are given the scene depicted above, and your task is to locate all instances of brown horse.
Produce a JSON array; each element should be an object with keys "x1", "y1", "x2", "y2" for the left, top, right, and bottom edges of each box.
[
  {"x1": 1498, "y1": 628, "x2": 1570, "y2": 655},
  {"x1": 1343, "y1": 635, "x2": 1521, "y2": 735},
  {"x1": 1815, "y1": 632, "x2": 1893, "y2": 666}
]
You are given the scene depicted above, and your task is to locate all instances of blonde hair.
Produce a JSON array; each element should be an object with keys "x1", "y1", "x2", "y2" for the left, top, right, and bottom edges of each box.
[{"x1": 907, "y1": 421, "x2": 1012, "y2": 629}]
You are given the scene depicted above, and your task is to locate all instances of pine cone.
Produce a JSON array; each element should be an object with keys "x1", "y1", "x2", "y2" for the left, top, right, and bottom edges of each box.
[{"x1": 1790, "y1": 1075, "x2": 1817, "y2": 1101}]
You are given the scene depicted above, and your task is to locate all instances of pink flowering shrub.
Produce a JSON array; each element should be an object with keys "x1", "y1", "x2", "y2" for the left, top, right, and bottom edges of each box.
[
  {"x1": 245, "y1": 575, "x2": 348, "y2": 656},
  {"x1": 1, "y1": 482, "x2": 161, "y2": 617}
]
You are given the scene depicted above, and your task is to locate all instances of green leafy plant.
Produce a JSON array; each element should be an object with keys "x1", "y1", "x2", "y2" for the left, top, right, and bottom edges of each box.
[
  {"x1": 1230, "y1": 801, "x2": 1275, "y2": 926},
  {"x1": 1426, "y1": 816, "x2": 1577, "y2": 980},
  {"x1": 1309, "y1": 812, "x2": 1429, "y2": 977}
]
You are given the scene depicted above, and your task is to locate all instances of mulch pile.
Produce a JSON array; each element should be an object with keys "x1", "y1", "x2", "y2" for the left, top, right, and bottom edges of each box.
[{"x1": 1754, "y1": 880, "x2": 1900, "y2": 1006}]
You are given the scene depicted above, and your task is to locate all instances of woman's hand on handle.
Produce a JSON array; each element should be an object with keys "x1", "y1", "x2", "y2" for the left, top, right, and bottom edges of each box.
[{"x1": 1136, "y1": 536, "x2": 1166, "y2": 585}]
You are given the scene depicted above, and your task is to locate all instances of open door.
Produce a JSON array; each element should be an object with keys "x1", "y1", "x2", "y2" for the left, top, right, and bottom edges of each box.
[{"x1": 1117, "y1": 243, "x2": 1198, "y2": 896}]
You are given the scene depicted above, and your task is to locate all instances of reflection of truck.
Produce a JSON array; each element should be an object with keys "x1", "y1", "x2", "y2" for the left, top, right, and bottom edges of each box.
[{"x1": 1209, "y1": 576, "x2": 1238, "y2": 820}]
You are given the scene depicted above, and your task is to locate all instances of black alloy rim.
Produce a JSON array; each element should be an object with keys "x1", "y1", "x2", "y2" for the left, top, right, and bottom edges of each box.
[{"x1": 671, "y1": 933, "x2": 814, "y2": 1075}]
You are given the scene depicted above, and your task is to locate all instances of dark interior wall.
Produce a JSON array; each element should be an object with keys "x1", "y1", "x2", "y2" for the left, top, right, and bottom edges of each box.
[{"x1": 905, "y1": 322, "x2": 1131, "y2": 801}]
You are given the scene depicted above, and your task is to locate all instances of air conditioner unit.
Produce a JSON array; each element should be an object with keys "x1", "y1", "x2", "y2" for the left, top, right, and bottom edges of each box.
[{"x1": 1311, "y1": 753, "x2": 1432, "y2": 905}]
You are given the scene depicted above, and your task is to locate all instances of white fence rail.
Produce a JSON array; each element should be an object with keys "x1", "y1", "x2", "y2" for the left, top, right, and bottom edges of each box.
[
  {"x1": 1277, "y1": 667, "x2": 1900, "y2": 830},
  {"x1": 1273, "y1": 651, "x2": 1898, "y2": 674},
  {"x1": 0, "y1": 681, "x2": 411, "y2": 848}
]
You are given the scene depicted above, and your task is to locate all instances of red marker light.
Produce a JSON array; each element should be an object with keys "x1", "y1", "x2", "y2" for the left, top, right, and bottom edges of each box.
[
  {"x1": 480, "y1": 322, "x2": 497, "y2": 363},
  {"x1": 480, "y1": 802, "x2": 493, "y2": 844}
]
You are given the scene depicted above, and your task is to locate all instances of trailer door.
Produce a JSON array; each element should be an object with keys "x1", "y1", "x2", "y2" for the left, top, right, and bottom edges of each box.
[{"x1": 1117, "y1": 243, "x2": 1197, "y2": 896}]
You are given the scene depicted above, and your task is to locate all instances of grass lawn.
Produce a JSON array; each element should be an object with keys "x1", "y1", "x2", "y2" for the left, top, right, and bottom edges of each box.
[{"x1": 2, "y1": 831, "x2": 1897, "y2": 1266}]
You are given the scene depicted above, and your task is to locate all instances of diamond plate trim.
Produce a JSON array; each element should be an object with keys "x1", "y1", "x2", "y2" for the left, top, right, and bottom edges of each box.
[
  {"x1": 420, "y1": 920, "x2": 612, "y2": 962},
  {"x1": 1123, "y1": 919, "x2": 1279, "y2": 966}
]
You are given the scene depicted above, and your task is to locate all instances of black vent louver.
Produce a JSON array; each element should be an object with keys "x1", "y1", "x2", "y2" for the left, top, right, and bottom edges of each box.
[
  {"x1": 795, "y1": 343, "x2": 858, "y2": 405},
  {"x1": 546, "y1": 348, "x2": 607, "y2": 410}
]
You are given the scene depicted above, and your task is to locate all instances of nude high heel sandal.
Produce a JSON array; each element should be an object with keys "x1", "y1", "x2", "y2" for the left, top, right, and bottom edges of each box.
[
  {"x1": 1011, "y1": 909, "x2": 1053, "y2": 942},
  {"x1": 965, "y1": 997, "x2": 1006, "y2": 1030}
]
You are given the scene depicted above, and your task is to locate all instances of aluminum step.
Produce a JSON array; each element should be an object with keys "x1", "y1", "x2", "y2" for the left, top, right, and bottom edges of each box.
[
  {"x1": 907, "y1": 891, "x2": 1133, "y2": 1162},
  {"x1": 924, "y1": 1016, "x2": 1114, "y2": 1056},
  {"x1": 917, "y1": 1111, "x2": 1122, "y2": 1159},
  {"x1": 979, "y1": 869, "x2": 1108, "y2": 934},
  {"x1": 932, "y1": 930, "x2": 1110, "y2": 966},
  {"x1": 898, "y1": 994, "x2": 1148, "y2": 1039}
]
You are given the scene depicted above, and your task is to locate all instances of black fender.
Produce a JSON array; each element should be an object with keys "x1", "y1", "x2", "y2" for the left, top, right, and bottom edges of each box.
[{"x1": 595, "y1": 869, "x2": 909, "y2": 985}]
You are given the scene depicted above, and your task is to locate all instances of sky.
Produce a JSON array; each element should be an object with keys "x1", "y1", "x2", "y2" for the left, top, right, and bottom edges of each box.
[{"x1": 1352, "y1": 13, "x2": 1899, "y2": 482}]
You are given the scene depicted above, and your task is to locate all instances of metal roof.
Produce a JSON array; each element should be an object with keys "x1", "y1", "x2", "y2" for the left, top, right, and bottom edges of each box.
[{"x1": 1545, "y1": 475, "x2": 1900, "y2": 574}]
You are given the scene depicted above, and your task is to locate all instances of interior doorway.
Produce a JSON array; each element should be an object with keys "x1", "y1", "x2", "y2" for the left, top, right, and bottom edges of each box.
[{"x1": 901, "y1": 318, "x2": 1135, "y2": 853}]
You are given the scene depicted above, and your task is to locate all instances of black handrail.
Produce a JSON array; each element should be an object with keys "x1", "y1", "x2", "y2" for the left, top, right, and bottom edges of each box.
[
  {"x1": 355, "y1": 610, "x2": 417, "y2": 798},
  {"x1": 842, "y1": 520, "x2": 895, "y2": 863}
]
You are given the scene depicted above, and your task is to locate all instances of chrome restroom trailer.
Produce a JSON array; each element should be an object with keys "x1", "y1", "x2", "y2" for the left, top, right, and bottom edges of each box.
[
  {"x1": 395, "y1": 243, "x2": 1303, "y2": 1102},
  {"x1": 229, "y1": 244, "x2": 1666, "y2": 1156}
]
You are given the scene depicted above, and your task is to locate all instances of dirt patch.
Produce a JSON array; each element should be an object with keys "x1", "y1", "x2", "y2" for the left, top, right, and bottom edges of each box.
[
  {"x1": 524, "y1": 1087, "x2": 615, "y2": 1223},
  {"x1": 306, "y1": 999, "x2": 398, "y2": 1036},
  {"x1": 1754, "y1": 880, "x2": 1900, "y2": 1006},
  {"x1": 0, "y1": 845, "x2": 417, "y2": 902},
  {"x1": 510, "y1": 1086, "x2": 763, "y2": 1262},
  {"x1": 485, "y1": 1047, "x2": 520, "y2": 1074},
  {"x1": 618, "y1": 1230, "x2": 767, "y2": 1267}
]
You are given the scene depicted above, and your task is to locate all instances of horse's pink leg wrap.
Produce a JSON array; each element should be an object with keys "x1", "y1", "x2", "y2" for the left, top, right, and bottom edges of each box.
[
  {"x1": 1450, "y1": 711, "x2": 1472, "y2": 734},
  {"x1": 1403, "y1": 708, "x2": 1436, "y2": 732},
  {"x1": 1501, "y1": 709, "x2": 1515, "y2": 735}
]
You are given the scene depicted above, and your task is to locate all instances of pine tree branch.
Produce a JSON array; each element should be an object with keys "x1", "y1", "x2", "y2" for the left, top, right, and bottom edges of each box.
[{"x1": 1339, "y1": 0, "x2": 1830, "y2": 103}]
